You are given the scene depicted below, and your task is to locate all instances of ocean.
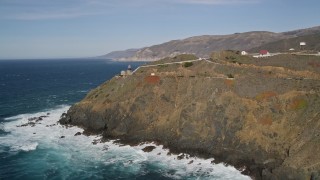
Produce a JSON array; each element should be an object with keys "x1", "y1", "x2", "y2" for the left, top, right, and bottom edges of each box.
[{"x1": 0, "y1": 59, "x2": 250, "y2": 180}]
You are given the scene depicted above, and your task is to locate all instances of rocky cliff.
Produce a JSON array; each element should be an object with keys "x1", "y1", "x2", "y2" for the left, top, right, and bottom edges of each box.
[{"x1": 60, "y1": 52, "x2": 320, "y2": 179}]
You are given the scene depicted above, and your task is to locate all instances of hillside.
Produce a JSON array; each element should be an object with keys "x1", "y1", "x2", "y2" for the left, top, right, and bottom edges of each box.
[
  {"x1": 61, "y1": 52, "x2": 320, "y2": 179},
  {"x1": 103, "y1": 26, "x2": 320, "y2": 61},
  {"x1": 249, "y1": 33, "x2": 320, "y2": 53},
  {"x1": 98, "y1": 49, "x2": 140, "y2": 60}
]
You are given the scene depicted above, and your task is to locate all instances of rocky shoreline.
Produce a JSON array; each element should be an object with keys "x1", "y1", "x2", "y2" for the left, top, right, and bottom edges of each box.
[
  {"x1": 60, "y1": 53, "x2": 320, "y2": 179},
  {"x1": 59, "y1": 117, "x2": 309, "y2": 180},
  {"x1": 58, "y1": 120, "x2": 257, "y2": 178}
]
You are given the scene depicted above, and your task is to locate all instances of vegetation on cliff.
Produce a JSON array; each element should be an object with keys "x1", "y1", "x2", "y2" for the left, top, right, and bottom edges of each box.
[{"x1": 60, "y1": 52, "x2": 320, "y2": 179}]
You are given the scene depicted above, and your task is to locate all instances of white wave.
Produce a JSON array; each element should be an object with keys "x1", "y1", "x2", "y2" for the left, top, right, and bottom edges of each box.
[
  {"x1": 111, "y1": 142, "x2": 250, "y2": 180},
  {"x1": 77, "y1": 90, "x2": 89, "y2": 93},
  {"x1": 1, "y1": 105, "x2": 71, "y2": 153},
  {"x1": 14, "y1": 142, "x2": 38, "y2": 152},
  {"x1": 1, "y1": 105, "x2": 251, "y2": 179}
]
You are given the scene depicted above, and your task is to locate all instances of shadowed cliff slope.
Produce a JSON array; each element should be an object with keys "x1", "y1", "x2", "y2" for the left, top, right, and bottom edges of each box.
[{"x1": 61, "y1": 52, "x2": 320, "y2": 179}]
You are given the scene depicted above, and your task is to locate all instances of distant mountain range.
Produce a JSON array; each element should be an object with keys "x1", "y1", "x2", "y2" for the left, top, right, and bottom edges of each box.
[
  {"x1": 98, "y1": 49, "x2": 139, "y2": 60},
  {"x1": 100, "y1": 26, "x2": 320, "y2": 61}
]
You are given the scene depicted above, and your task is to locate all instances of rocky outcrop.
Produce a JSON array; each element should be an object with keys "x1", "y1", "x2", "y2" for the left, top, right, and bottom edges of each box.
[{"x1": 60, "y1": 53, "x2": 320, "y2": 179}]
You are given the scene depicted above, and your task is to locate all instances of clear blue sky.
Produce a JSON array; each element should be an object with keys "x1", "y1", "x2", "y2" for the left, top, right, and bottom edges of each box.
[{"x1": 0, "y1": 0, "x2": 319, "y2": 59}]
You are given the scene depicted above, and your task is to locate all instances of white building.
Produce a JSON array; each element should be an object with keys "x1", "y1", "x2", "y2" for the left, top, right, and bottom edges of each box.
[
  {"x1": 241, "y1": 51, "x2": 248, "y2": 55},
  {"x1": 253, "y1": 50, "x2": 271, "y2": 58},
  {"x1": 120, "y1": 71, "x2": 126, "y2": 76},
  {"x1": 300, "y1": 42, "x2": 306, "y2": 50}
]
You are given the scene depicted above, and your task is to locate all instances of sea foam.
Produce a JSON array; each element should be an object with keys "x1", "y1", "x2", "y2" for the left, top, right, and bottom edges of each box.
[{"x1": 0, "y1": 106, "x2": 251, "y2": 180}]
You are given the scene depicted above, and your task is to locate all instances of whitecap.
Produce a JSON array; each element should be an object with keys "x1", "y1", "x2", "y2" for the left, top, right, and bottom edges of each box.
[
  {"x1": 77, "y1": 90, "x2": 89, "y2": 93},
  {"x1": 15, "y1": 142, "x2": 38, "y2": 152},
  {"x1": 1, "y1": 105, "x2": 70, "y2": 153}
]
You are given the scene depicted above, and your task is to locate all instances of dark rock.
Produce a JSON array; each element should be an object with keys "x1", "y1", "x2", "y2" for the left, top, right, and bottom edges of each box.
[
  {"x1": 60, "y1": 136, "x2": 65, "y2": 138},
  {"x1": 35, "y1": 117, "x2": 43, "y2": 122},
  {"x1": 59, "y1": 113, "x2": 72, "y2": 125},
  {"x1": 177, "y1": 154, "x2": 185, "y2": 160},
  {"x1": 188, "y1": 160, "x2": 194, "y2": 164},
  {"x1": 17, "y1": 123, "x2": 27, "y2": 127},
  {"x1": 74, "y1": 132, "x2": 82, "y2": 136},
  {"x1": 28, "y1": 117, "x2": 38, "y2": 121},
  {"x1": 92, "y1": 139, "x2": 100, "y2": 145},
  {"x1": 142, "y1": 146, "x2": 156, "y2": 152}
]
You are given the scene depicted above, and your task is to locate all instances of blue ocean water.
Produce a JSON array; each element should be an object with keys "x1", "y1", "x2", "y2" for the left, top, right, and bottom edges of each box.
[{"x1": 0, "y1": 59, "x2": 250, "y2": 180}]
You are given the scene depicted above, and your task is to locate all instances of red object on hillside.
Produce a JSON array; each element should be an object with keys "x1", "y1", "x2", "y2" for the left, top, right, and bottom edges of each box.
[
  {"x1": 144, "y1": 76, "x2": 160, "y2": 84},
  {"x1": 260, "y1": 50, "x2": 269, "y2": 55}
]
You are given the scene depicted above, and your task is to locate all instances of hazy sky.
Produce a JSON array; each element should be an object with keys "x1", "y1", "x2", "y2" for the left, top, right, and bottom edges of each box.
[{"x1": 0, "y1": 0, "x2": 319, "y2": 59}]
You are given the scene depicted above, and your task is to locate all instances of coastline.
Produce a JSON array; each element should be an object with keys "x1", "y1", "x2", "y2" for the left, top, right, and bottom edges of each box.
[
  {"x1": 68, "y1": 125, "x2": 255, "y2": 179},
  {"x1": 82, "y1": 126, "x2": 283, "y2": 179},
  {"x1": 101, "y1": 135, "x2": 257, "y2": 178},
  {"x1": 1, "y1": 105, "x2": 251, "y2": 179},
  {"x1": 59, "y1": 53, "x2": 320, "y2": 179}
]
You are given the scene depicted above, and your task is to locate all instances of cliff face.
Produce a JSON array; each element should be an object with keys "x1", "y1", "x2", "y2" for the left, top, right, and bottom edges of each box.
[{"x1": 61, "y1": 53, "x2": 320, "y2": 179}]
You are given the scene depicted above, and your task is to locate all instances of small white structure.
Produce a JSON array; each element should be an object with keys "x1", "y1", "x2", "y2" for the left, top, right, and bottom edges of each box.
[
  {"x1": 241, "y1": 51, "x2": 248, "y2": 55},
  {"x1": 150, "y1": 73, "x2": 155, "y2": 76},
  {"x1": 300, "y1": 42, "x2": 306, "y2": 50},
  {"x1": 119, "y1": 65, "x2": 133, "y2": 76},
  {"x1": 289, "y1": 48, "x2": 295, "y2": 51},
  {"x1": 300, "y1": 42, "x2": 306, "y2": 46},
  {"x1": 120, "y1": 71, "x2": 126, "y2": 76}
]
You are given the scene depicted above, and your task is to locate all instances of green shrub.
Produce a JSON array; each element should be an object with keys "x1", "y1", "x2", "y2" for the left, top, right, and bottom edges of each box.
[
  {"x1": 183, "y1": 62, "x2": 193, "y2": 67},
  {"x1": 175, "y1": 54, "x2": 198, "y2": 61},
  {"x1": 227, "y1": 74, "x2": 234, "y2": 78}
]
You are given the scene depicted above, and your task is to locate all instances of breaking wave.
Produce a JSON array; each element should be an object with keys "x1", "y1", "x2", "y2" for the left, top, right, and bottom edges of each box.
[{"x1": 0, "y1": 106, "x2": 251, "y2": 180}]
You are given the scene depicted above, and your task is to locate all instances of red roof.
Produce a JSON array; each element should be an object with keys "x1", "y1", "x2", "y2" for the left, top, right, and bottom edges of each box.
[{"x1": 260, "y1": 50, "x2": 269, "y2": 55}]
